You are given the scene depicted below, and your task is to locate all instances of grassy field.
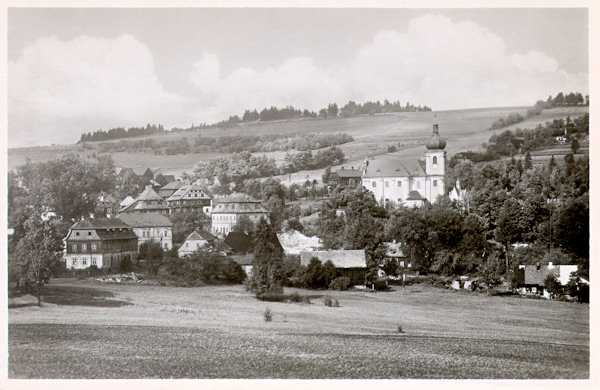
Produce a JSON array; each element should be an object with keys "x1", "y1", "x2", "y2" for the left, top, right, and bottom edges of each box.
[
  {"x1": 7, "y1": 106, "x2": 588, "y2": 177},
  {"x1": 8, "y1": 278, "x2": 589, "y2": 379}
]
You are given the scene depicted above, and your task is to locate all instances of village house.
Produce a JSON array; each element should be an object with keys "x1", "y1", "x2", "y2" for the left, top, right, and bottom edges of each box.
[
  {"x1": 211, "y1": 193, "x2": 269, "y2": 236},
  {"x1": 514, "y1": 262, "x2": 586, "y2": 299},
  {"x1": 328, "y1": 166, "x2": 363, "y2": 188},
  {"x1": 166, "y1": 183, "x2": 212, "y2": 215},
  {"x1": 362, "y1": 123, "x2": 446, "y2": 206},
  {"x1": 118, "y1": 185, "x2": 169, "y2": 215},
  {"x1": 177, "y1": 230, "x2": 217, "y2": 258},
  {"x1": 117, "y1": 213, "x2": 174, "y2": 250},
  {"x1": 64, "y1": 218, "x2": 138, "y2": 270},
  {"x1": 300, "y1": 250, "x2": 367, "y2": 286}
]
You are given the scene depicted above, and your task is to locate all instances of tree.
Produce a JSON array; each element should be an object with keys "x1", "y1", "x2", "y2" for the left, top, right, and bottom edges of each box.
[
  {"x1": 234, "y1": 215, "x2": 256, "y2": 235},
  {"x1": 247, "y1": 218, "x2": 284, "y2": 296},
  {"x1": 495, "y1": 199, "x2": 523, "y2": 274},
  {"x1": 524, "y1": 152, "x2": 533, "y2": 170},
  {"x1": 479, "y1": 251, "x2": 502, "y2": 294},
  {"x1": 544, "y1": 274, "x2": 562, "y2": 298},
  {"x1": 571, "y1": 138, "x2": 580, "y2": 154},
  {"x1": 12, "y1": 210, "x2": 63, "y2": 305},
  {"x1": 139, "y1": 241, "x2": 164, "y2": 275}
]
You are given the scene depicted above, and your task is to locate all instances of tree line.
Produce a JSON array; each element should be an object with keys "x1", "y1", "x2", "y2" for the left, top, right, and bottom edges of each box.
[
  {"x1": 490, "y1": 91, "x2": 588, "y2": 130},
  {"x1": 96, "y1": 132, "x2": 353, "y2": 155},
  {"x1": 79, "y1": 124, "x2": 166, "y2": 143}
]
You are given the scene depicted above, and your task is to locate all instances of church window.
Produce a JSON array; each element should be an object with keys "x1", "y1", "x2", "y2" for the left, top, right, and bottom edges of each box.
[
  {"x1": 397, "y1": 181, "x2": 402, "y2": 187},
  {"x1": 433, "y1": 180, "x2": 438, "y2": 187},
  {"x1": 385, "y1": 181, "x2": 389, "y2": 188},
  {"x1": 433, "y1": 156, "x2": 438, "y2": 165},
  {"x1": 372, "y1": 182, "x2": 376, "y2": 188}
]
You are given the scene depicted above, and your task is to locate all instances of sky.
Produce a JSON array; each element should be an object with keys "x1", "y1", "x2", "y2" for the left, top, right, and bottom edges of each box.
[{"x1": 7, "y1": 7, "x2": 589, "y2": 148}]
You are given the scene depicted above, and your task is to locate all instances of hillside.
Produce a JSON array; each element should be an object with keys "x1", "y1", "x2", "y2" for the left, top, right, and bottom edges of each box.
[{"x1": 8, "y1": 105, "x2": 589, "y2": 177}]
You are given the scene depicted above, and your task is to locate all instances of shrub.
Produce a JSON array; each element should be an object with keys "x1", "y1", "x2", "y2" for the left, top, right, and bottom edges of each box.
[
  {"x1": 397, "y1": 325, "x2": 404, "y2": 333},
  {"x1": 289, "y1": 292, "x2": 302, "y2": 302},
  {"x1": 329, "y1": 276, "x2": 351, "y2": 291},
  {"x1": 323, "y1": 296, "x2": 333, "y2": 307},
  {"x1": 256, "y1": 293, "x2": 287, "y2": 302},
  {"x1": 119, "y1": 257, "x2": 133, "y2": 272},
  {"x1": 263, "y1": 307, "x2": 273, "y2": 322},
  {"x1": 370, "y1": 278, "x2": 390, "y2": 291}
]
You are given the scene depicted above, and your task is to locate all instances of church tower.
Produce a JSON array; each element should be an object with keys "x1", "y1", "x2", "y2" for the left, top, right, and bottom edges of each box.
[{"x1": 425, "y1": 123, "x2": 446, "y2": 202}]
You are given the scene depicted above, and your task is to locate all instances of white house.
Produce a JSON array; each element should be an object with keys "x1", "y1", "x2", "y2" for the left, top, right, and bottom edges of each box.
[
  {"x1": 177, "y1": 230, "x2": 217, "y2": 258},
  {"x1": 211, "y1": 193, "x2": 269, "y2": 236},
  {"x1": 362, "y1": 123, "x2": 446, "y2": 206},
  {"x1": 117, "y1": 213, "x2": 174, "y2": 251}
]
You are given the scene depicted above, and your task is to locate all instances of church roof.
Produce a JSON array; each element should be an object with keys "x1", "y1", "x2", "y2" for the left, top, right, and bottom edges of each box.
[
  {"x1": 363, "y1": 157, "x2": 426, "y2": 178},
  {"x1": 426, "y1": 123, "x2": 446, "y2": 150},
  {"x1": 407, "y1": 191, "x2": 425, "y2": 201}
]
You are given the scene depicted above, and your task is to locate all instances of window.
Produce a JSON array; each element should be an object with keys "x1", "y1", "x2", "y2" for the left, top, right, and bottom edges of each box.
[
  {"x1": 92, "y1": 258, "x2": 97, "y2": 266},
  {"x1": 433, "y1": 180, "x2": 438, "y2": 187},
  {"x1": 372, "y1": 181, "x2": 376, "y2": 188},
  {"x1": 397, "y1": 181, "x2": 402, "y2": 187},
  {"x1": 72, "y1": 259, "x2": 77, "y2": 267},
  {"x1": 433, "y1": 156, "x2": 438, "y2": 165},
  {"x1": 91, "y1": 243, "x2": 97, "y2": 251},
  {"x1": 82, "y1": 244, "x2": 87, "y2": 251},
  {"x1": 82, "y1": 259, "x2": 87, "y2": 265},
  {"x1": 417, "y1": 181, "x2": 421, "y2": 189},
  {"x1": 75, "y1": 232, "x2": 80, "y2": 236},
  {"x1": 88, "y1": 232, "x2": 92, "y2": 236},
  {"x1": 385, "y1": 181, "x2": 389, "y2": 188},
  {"x1": 72, "y1": 244, "x2": 77, "y2": 252}
]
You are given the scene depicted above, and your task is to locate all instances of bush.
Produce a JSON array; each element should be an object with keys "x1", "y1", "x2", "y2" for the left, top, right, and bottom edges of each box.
[
  {"x1": 329, "y1": 276, "x2": 351, "y2": 291},
  {"x1": 323, "y1": 295, "x2": 339, "y2": 307},
  {"x1": 370, "y1": 278, "x2": 390, "y2": 291},
  {"x1": 289, "y1": 292, "x2": 302, "y2": 302},
  {"x1": 256, "y1": 293, "x2": 288, "y2": 302},
  {"x1": 119, "y1": 257, "x2": 133, "y2": 272},
  {"x1": 263, "y1": 308, "x2": 273, "y2": 322}
]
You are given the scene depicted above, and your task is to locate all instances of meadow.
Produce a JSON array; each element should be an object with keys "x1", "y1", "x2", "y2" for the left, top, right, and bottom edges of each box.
[
  {"x1": 8, "y1": 106, "x2": 588, "y2": 178},
  {"x1": 8, "y1": 278, "x2": 589, "y2": 379}
]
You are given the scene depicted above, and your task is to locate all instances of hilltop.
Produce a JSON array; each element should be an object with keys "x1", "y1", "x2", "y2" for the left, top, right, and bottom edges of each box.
[{"x1": 8, "y1": 105, "x2": 588, "y2": 178}]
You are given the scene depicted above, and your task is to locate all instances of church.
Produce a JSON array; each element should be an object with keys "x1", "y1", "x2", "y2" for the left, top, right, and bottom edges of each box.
[{"x1": 362, "y1": 123, "x2": 446, "y2": 207}]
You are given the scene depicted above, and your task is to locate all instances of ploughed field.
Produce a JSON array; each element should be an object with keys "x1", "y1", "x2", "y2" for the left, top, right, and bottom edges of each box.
[{"x1": 8, "y1": 279, "x2": 589, "y2": 379}]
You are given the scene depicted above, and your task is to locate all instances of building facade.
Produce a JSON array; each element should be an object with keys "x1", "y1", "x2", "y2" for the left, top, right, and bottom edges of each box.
[
  {"x1": 177, "y1": 230, "x2": 217, "y2": 257},
  {"x1": 166, "y1": 183, "x2": 212, "y2": 215},
  {"x1": 64, "y1": 218, "x2": 138, "y2": 270},
  {"x1": 362, "y1": 123, "x2": 446, "y2": 206},
  {"x1": 211, "y1": 193, "x2": 269, "y2": 236},
  {"x1": 118, "y1": 185, "x2": 169, "y2": 215},
  {"x1": 117, "y1": 213, "x2": 174, "y2": 250}
]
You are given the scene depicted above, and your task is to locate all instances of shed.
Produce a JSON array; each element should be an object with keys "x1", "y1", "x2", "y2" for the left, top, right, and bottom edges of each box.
[{"x1": 300, "y1": 250, "x2": 367, "y2": 285}]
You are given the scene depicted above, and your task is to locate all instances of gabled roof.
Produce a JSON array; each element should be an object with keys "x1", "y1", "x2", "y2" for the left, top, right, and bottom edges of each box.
[
  {"x1": 407, "y1": 191, "x2": 425, "y2": 201},
  {"x1": 300, "y1": 250, "x2": 367, "y2": 269},
  {"x1": 167, "y1": 184, "x2": 211, "y2": 202},
  {"x1": 161, "y1": 180, "x2": 184, "y2": 191},
  {"x1": 117, "y1": 213, "x2": 173, "y2": 228},
  {"x1": 363, "y1": 157, "x2": 426, "y2": 178},
  {"x1": 70, "y1": 218, "x2": 130, "y2": 230},
  {"x1": 136, "y1": 186, "x2": 163, "y2": 201},
  {"x1": 184, "y1": 230, "x2": 217, "y2": 242},
  {"x1": 120, "y1": 196, "x2": 135, "y2": 207}
]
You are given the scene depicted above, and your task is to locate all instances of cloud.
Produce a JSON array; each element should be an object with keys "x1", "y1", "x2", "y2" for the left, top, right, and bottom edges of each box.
[
  {"x1": 9, "y1": 34, "x2": 196, "y2": 148},
  {"x1": 189, "y1": 13, "x2": 587, "y2": 121},
  {"x1": 9, "y1": 14, "x2": 587, "y2": 147}
]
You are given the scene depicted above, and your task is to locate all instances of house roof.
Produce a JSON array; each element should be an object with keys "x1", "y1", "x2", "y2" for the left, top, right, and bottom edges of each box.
[
  {"x1": 117, "y1": 213, "x2": 173, "y2": 228},
  {"x1": 300, "y1": 250, "x2": 367, "y2": 269},
  {"x1": 363, "y1": 157, "x2": 426, "y2": 178},
  {"x1": 334, "y1": 168, "x2": 363, "y2": 178},
  {"x1": 214, "y1": 193, "x2": 261, "y2": 204},
  {"x1": 70, "y1": 218, "x2": 130, "y2": 230},
  {"x1": 407, "y1": 190, "x2": 425, "y2": 201},
  {"x1": 230, "y1": 254, "x2": 254, "y2": 266},
  {"x1": 519, "y1": 264, "x2": 579, "y2": 286},
  {"x1": 184, "y1": 230, "x2": 217, "y2": 242},
  {"x1": 136, "y1": 186, "x2": 163, "y2": 201},
  {"x1": 120, "y1": 196, "x2": 135, "y2": 207},
  {"x1": 161, "y1": 180, "x2": 184, "y2": 191},
  {"x1": 167, "y1": 184, "x2": 211, "y2": 201}
]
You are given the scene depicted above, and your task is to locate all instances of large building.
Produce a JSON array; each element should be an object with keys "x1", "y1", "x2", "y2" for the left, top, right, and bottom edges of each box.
[
  {"x1": 362, "y1": 123, "x2": 446, "y2": 206},
  {"x1": 211, "y1": 193, "x2": 269, "y2": 236},
  {"x1": 117, "y1": 213, "x2": 174, "y2": 251},
  {"x1": 118, "y1": 185, "x2": 169, "y2": 215},
  {"x1": 64, "y1": 218, "x2": 138, "y2": 270},
  {"x1": 166, "y1": 183, "x2": 212, "y2": 215}
]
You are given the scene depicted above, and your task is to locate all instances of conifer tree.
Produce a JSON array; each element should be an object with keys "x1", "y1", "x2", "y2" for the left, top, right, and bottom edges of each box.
[{"x1": 247, "y1": 218, "x2": 284, "y2": 296}]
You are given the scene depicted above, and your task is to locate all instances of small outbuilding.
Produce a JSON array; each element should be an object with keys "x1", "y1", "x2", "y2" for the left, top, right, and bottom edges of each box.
[{"x1": 177, "y1": 230, "x2": 217, "y2": 258}]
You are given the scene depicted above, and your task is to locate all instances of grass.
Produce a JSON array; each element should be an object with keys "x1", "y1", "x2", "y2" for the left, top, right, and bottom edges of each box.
[
  {"x1": 8, "y1": 106, "x2": 588, "y2": 177},
  {"x1": 7, "y1": 278, "x2": 589, "y2": 379}
]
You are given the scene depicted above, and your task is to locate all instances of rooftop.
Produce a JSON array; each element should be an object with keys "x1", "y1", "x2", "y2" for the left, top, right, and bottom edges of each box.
[
  {"x1": 70, "y1": 218, "x2": 130, "y2": 230},
  {"x1": 117, "y1": 213, "x2": 173, "y2": 227},
  {"x1": 300, "y1": 250, "x2": 367, "y2": 269},
  {"x1": 363, "y1": 157, "x2": 426, "y2": 178}
]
